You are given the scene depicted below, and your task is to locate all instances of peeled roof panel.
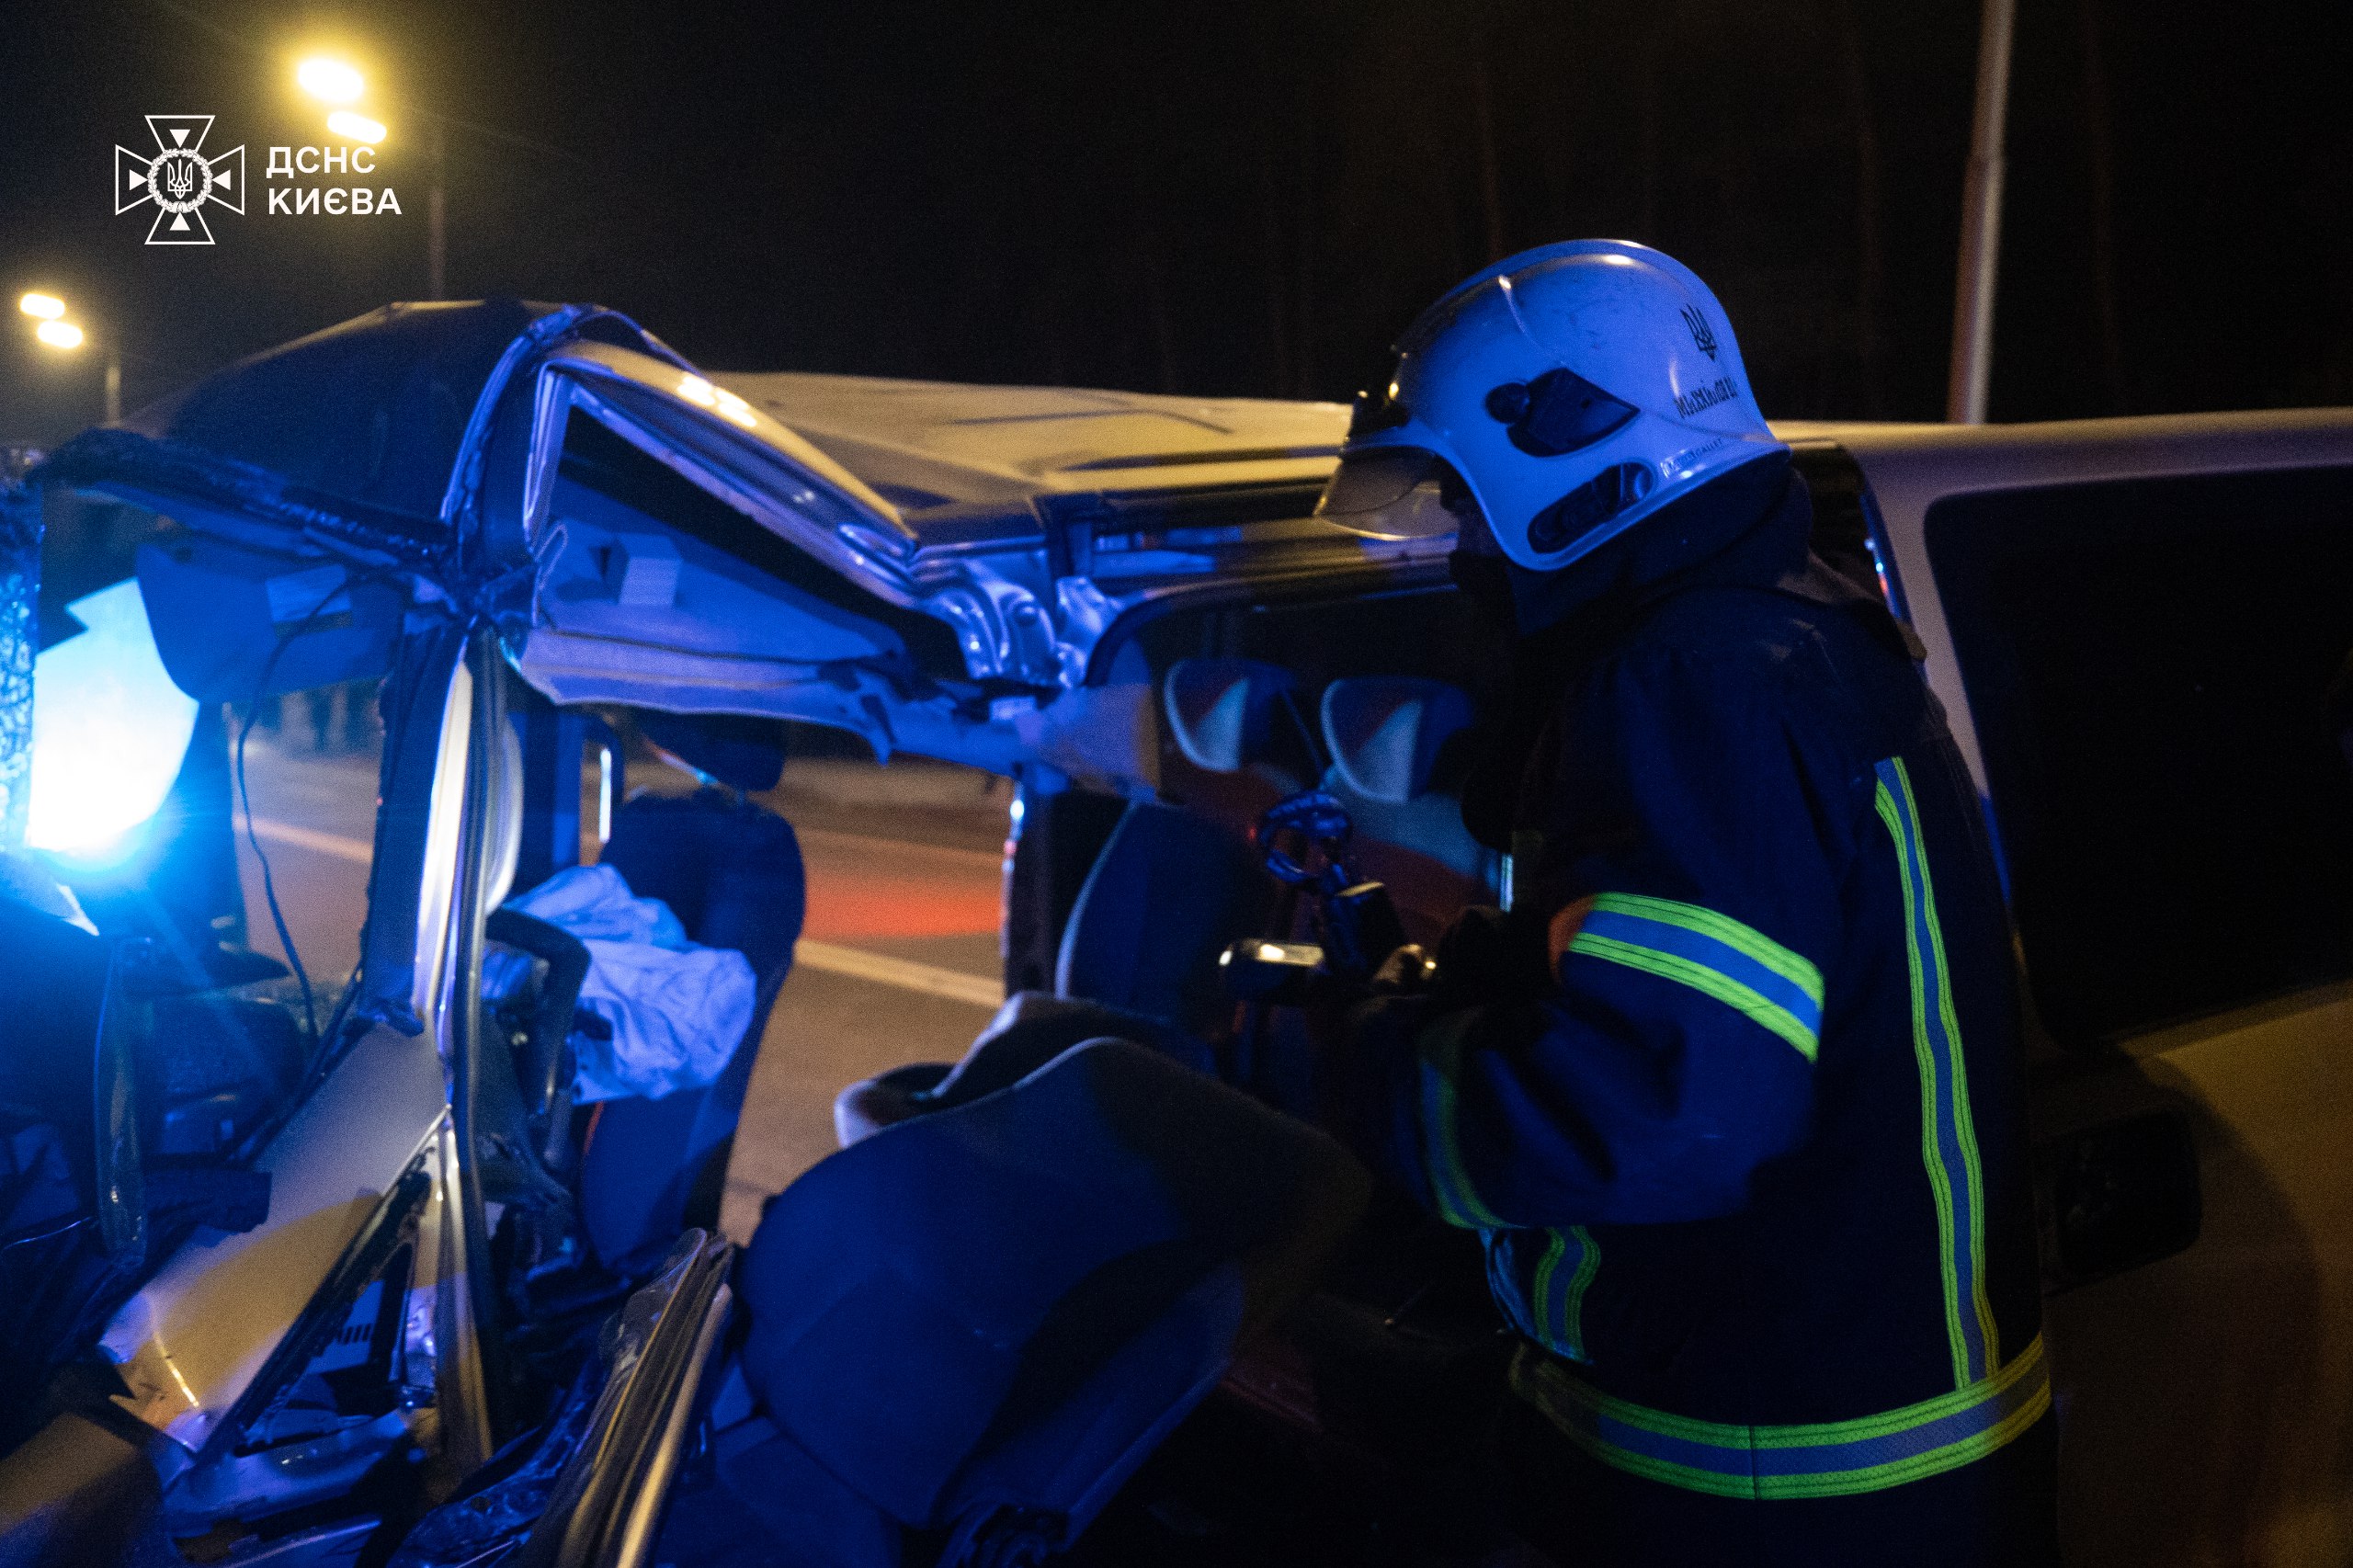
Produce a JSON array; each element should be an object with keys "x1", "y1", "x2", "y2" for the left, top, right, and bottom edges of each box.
[{"x1": 713, "y1": 371, "x2": 1351, "y2": 507}]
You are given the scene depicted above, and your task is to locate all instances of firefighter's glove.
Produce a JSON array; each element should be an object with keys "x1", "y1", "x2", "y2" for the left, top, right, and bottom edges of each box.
[
  {"x1": 1433, "y1": 904, "x2": 1555, "y2": 1006},
  {"x1": 1369, "y1": 943, "x2": 1438, "y2": 995}
]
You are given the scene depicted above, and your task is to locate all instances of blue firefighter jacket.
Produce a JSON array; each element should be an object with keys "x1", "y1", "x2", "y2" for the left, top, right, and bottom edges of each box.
[{"x1": 1343, "y1": 467, "x2": 2047, "y2": 1502}]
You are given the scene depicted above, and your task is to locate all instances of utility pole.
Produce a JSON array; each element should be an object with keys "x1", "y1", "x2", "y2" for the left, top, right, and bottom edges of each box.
[{"x1": 1946, "y1": 0, "x2": 2016, "y2": 423}]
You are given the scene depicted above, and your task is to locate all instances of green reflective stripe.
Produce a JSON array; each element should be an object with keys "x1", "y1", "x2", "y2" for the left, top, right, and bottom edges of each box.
[
  {"x1": 1570, "y1": 931, "x2": 1821, "y2": 1062},
  {"x1": 1875, "y1": 778, "x2": 1966, "y2": 1373},
  {"x1": 1530, "y1": 1226, "x2": 1601, "y2": 1361},
  {"x1": 1588, "y1": 892, "x2": 1825, "y2": 1010},
  {"x1": 1418, "y1": 1021, "x2": 1504, "y2": 1229},
  {"x1": 1560, "y1": 1226, "x2": 1600, "y2": 1358},
  {"x1": 1892, "y1": 760, "x2": 2000, "y2": 1373},
  {"x1": 1530, "y1": 1232, "x2": 1568, "y2": 1349},
  {"x1": 1874, "y1": 756, "x2": 1999, "y2": 1385},
  {"x1": 1512, "y1": 1335, "x2": 2052, "y2": 1500}
]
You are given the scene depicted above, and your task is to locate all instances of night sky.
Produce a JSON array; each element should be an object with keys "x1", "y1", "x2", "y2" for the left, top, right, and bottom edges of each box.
[{"x1": 1, "y1": 0, "x2": 2347, "y2": 449}]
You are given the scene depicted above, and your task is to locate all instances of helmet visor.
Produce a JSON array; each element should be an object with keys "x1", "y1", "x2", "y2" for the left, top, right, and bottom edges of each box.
[{"x1": 1313, "y1": 447, "x2": 1461, "y2": 540}]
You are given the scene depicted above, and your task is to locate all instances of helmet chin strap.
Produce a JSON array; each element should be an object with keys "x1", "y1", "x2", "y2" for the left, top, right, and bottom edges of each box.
[
  {"x1": 1459, "y1": 449, "x2": 1800, "y2": 642},
  {"x1": 1448, "y1": 550, "x2": 1517, "y2": 628}
]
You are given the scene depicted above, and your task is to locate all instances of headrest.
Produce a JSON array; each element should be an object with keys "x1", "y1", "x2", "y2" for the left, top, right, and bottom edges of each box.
[
  {"x1": 1320, "y1": 677, "x2": 1474, "y2": 804},
  {"x1": 638, "y1": 710, "x2": 789, "y2": 794},
  {"x1": 1161, "y1": 658, "x2": 1297, "y2": 774}
]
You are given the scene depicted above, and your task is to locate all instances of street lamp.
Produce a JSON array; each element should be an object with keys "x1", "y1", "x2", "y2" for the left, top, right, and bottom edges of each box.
[
  {"x1": 18, "y1": 293, "x2": 119, "y2": 422},
  {"x1": 325, "y1": 109, "x2": 388, "y2": 144},
  {"x1": 298, "y1": 56, "x2": 440, "y2": 299},
  {"x1": 295, "y1": 57, "x2": 364, "y2": 106}
]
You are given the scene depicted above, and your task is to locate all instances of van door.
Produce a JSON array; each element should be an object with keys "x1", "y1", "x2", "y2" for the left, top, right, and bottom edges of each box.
[{"x1": 1856, "y1": 417, "x2": 2353, "y2": 1568}]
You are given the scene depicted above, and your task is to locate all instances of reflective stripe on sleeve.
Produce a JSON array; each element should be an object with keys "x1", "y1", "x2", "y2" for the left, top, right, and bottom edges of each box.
[
  {"x1": 1512, "y1": 1334, "x2": 2051, "y2": 1500},
  {"x1": 1874, "y1": 756, "x2": 2000, "y2": 1387},
  {"x1": 1566, "y1": 892, "x2": 1825, "y2": 1062},
  {"x1": 1416, "y1": 1017, "x2": 1505, "y2": 1229},
  {"x1": 1530, "y1": 1225, "x2": 1600, "y2": 1362}
]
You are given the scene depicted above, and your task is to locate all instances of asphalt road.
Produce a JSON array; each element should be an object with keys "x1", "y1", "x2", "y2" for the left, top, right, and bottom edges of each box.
[{"x1": 233, "y1": 718, "x2": 1011, "y2": 1245}]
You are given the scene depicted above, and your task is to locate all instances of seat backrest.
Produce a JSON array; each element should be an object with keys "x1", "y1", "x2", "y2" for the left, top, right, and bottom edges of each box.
[
  {"x1": 1052, "y1": 801, "x2": 1266, "y2": 1036},
  {"x1": 1161, "y1": 658, "x2": 1301, "y2": 778},
  {"x1": 1319, "y1": 677, "x2": 1474, "y2": 808},
  {"x1": 1317, "y1": 678, "x2": 1495, "y2": 934},
  {"x1": 736, "y1": 1039, "x2": 1369, "y2": 1552},
  {"x1": 577, "y1": 790, "x2": 806, "y2": 1274}
]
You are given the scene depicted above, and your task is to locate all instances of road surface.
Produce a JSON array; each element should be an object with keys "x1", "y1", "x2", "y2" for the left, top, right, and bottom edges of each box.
[{"x1": 233, "y1": 722, "x2": 1012, "y2": 1245}]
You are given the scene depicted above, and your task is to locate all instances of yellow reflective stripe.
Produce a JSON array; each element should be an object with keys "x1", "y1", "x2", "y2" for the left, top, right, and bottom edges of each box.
[
  {"x1": 1569, "y1": 931, "x2": 1822, "y2": 1062},
  {"x1": 1529, "y1": 1225, "x2": 1601, "y2": 1361},
  {"x1": 1561, "y1": 1225, "x2": 1599, "y2": 1358},
  {"x1": 1417, "y1": 1021, "x2": 1504, "y2": 1229},
  {"x1": 1512, "y1": 1335, "x2": 2051, "y2": 1500},
  {"x1": 1875, "y1": 756, "x2": 1999, "y2": 1385},
  {"x1": 1887, "y1": 760, "x2": 2000, "y2": 1370},
  {"x1": 1587, "y1": 892, "x2": 1824, "y2": 1009}
]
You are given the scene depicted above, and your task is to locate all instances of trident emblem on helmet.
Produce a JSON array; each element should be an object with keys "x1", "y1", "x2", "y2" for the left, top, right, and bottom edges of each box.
[{"x1": 1679, "y1": 304, "x2": 1721, "y2": 363}]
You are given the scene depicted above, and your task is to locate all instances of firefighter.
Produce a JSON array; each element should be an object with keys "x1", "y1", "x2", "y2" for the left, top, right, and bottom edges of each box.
[{"x1": 1313, "y1": 241, "x2": 2059, "y2": 1566}]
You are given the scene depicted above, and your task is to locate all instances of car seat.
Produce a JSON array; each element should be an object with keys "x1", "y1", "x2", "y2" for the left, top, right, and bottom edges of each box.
[
  {"x1": 575, "y1": 788, "x2": 805, "y2": 1277},
  {"x1": 1049, "y1": 800, "x2": 1267, "y2": 1040},
  {"x1": 1316, "y1": 676, "x2": 1497, "y2": 936},
  {"x1": 1161, "y1": 660, "x2": 1495, "y2": 943},
  {"x1": 827, "y1": 663, "x2": 1293, "y2": 1142},
  {"x1": 726, "y1": 1037, "x2": 1370, "y2": 1568},
  {"x1": 833, "y1": 993, "x2": 1215, "y2": 1146},
  {"x1": 1043, "y1": 659, "x2": 1305, "y2": 1033}
]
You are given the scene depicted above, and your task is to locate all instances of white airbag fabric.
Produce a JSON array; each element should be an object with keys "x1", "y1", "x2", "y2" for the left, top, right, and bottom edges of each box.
[{"x1": 509, "y1": 863, "x2": 756, "y2": 1102}]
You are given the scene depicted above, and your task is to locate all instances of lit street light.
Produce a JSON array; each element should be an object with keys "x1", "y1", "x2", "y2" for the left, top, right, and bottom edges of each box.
[
  {"x1": 299, "y1": 55, "x2": 441, "y2": 299},
  {"x1": 295, "y1": 57, "x2": 364, "y2": 105},
  {"x1": 18, "y1": 293, "x2": 119, "y2": 423},
  {"x1": 325, "y1": 109, "x2": 388, "y2": 144}
]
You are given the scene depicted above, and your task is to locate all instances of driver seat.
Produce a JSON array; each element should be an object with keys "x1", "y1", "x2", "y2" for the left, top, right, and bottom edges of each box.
[{"x1": 726, "y1": 1037, "x2": 1370, "y2": 1566}]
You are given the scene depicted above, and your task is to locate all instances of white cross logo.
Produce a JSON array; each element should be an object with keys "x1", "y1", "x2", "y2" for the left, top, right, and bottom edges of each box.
[{"x1": 115, "y1": 116, "x2": 245, "y2": 245}]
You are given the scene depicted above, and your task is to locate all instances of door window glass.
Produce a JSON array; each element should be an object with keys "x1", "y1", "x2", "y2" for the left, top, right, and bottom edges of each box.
[{"x1": 1927, "y1": 465, "x2": 2353, "y2": 1042}]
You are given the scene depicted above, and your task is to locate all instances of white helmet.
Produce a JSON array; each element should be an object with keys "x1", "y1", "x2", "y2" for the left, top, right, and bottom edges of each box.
[{"x1": 1315, "y1": 240, "x2": 1786, "y2": 572}]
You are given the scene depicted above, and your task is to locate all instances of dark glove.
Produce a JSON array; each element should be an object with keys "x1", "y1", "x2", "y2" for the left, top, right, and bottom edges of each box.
[
  {"x1": 1433, "y1": 904, "x2": 1555, "y2": 1006},
  {"x1": 1370, "y1": 944, "x2": 1438, "y2": 995}
]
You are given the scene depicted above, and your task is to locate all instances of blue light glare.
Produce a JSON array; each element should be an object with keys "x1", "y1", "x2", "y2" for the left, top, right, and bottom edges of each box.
[{"x1": 27, "y1": 578, "x2": 199, "y2": 863}]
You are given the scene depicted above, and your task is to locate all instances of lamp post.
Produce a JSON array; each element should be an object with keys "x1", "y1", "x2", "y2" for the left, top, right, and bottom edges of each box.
[
  {"x1": 1946, "y1": 0, "x2": 2017, "y2": 424},
  {"x1": 298, "y1": 56, "x2": 440, "y2": 301},
  {"x1": 19, "y1": 293, "x2": 119, "y2": 424}
]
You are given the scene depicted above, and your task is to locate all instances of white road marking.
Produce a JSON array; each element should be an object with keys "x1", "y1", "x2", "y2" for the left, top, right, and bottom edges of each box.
[
  {"x1": 244, "y1": 817, "x2": 374, "y2": 864},
  {"x1": 243, "y1": 817, "x2": 1007, "y2": 1007},
  {"x1": 793, "y1": 825, "x2": 1005, "y2": 872},
  {"x1": 792, "y1": 939, "x2": 1006, "y2": 1008}
]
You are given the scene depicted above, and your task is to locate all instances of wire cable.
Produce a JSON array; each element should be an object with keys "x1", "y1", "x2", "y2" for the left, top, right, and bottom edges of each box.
[{"x1": 227, "y1": 564, "x2": 410, "y2": 1045}]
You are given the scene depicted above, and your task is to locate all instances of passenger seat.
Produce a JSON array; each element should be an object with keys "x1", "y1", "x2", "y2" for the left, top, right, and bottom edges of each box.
[
  {"x1": 575, "y1": 789, "x2": 805, "y2": 1277},
  {"x1": 1051, "y1": 801, "x2": 1267, "y2": 1040},
  {"x1": 726, "y1": 1037, "x2": 1370, "y2": 1567}
]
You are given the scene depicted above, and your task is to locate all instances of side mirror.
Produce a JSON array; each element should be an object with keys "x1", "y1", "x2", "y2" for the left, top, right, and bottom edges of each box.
[{"x1": 2039, "y1": 1110, "x2": 2202, "y2": 1291}]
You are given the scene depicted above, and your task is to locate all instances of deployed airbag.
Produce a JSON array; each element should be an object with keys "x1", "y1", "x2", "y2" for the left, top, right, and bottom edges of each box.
[{"x1": 506, "y1": 863, "x2": 755, "y2": 1102}]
